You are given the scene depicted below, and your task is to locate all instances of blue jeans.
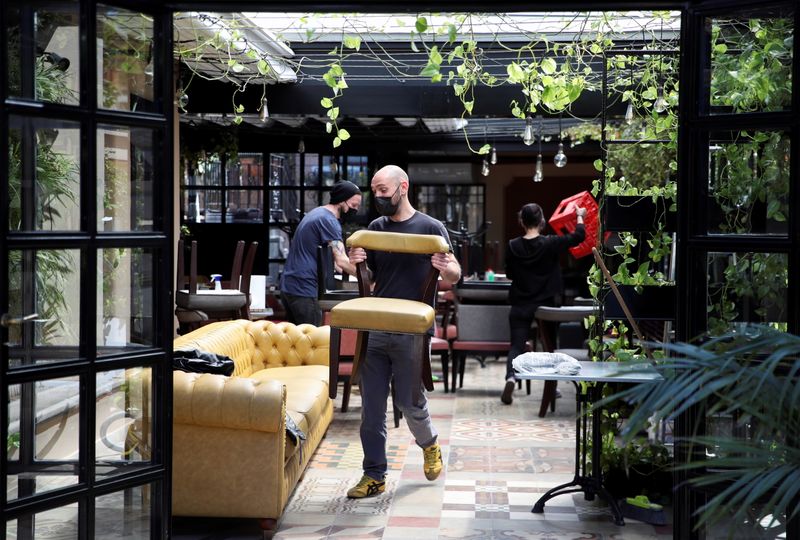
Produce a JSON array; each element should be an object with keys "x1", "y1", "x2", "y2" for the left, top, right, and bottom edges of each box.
[{"x1": 359, "y1": 332, "x2": 437, "y2": 480}]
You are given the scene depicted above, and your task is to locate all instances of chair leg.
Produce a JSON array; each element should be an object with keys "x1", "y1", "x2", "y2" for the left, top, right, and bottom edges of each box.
[
  {"x1": 459, "y1": 353, "x2": 466, "y2": 388},
  {"x1": 526, "y1": 380, "x2": 531, "y2": 395},
  {"x1": 440, "y1": 351, "x2": 449, "y2": 393},
  {"x1": 451, "y1": 352, "x2": 461, "y2": 394},
  {"x1": 341, "y1": 376, "x2": 352, "y2": 412},
  {"x1": 390, "y1": 379, "x2": 402, "y2": 428},
  {"x1": 539, "y1": 380, "x2": 557, "y2": 418},
  {"x1": 329, "y1": 327, "x2": 341, "y2": 399},
  {"x1": 420, "y1": 335, "x2": 434, "y2": 392},
  {"x1": 351, "y1": 331, "x2": 369, "y2": 385}
]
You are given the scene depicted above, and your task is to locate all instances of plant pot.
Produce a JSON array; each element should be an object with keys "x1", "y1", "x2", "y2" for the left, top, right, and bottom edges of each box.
[
  {"x1": 604, "y1": 464, "x2": 673, "y2": 503},
  {"x1": 603, "y1": 285, "x2": 676, "y2": 321},
  {"x1": 603, "y1": 196, "x2": 676, "y2": 232}
]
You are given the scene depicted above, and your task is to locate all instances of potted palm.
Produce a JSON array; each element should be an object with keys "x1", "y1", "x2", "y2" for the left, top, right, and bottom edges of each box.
[{"x1": 604, "y1": 326, "x2": 800, "y2": 536}]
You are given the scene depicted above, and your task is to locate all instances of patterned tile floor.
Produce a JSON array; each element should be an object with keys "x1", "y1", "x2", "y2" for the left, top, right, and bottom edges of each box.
[{"x1": 174, "y1": 358, "x2": 673, "y2": 540}]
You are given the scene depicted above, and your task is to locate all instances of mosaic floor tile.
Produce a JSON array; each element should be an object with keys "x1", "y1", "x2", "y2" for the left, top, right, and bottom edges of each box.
[{"x1": 308, "y1": 440, "x2": 407, "y2": 470}]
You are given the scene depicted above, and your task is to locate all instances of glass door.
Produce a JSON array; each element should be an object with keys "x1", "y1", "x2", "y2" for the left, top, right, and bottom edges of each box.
[
  {"x1": 2, "y1": 1, "x2": 173, "y2": 538},
  {"x1": 677, "y1": 2, "x2": 798, "y2": 538}
]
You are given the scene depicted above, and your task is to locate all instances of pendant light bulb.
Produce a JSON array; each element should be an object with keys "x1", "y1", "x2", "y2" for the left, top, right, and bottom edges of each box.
[
  {"x1": 298, "y1": 139, "x2": 305, "y2": 154},
  {"x1": 624, "y1": 102, "x2": 635, "y2": 124},
  {"x1": 490, "y1": 145, "x2": 498, "y2": 165},
  {"x1": 259, "y1": 96, "x2": 269, "y2": 122},
  {"x1": 554, "y1": 143, "x2": 568, "y2": 168},
  {"x1": 533, "y1": 154, "x2": 544, "y2": 182},
  {"x1": 178, "y1": 92, "x2": 189, "y2": 109},
  {"x1": 481, "y1": 158, "x2": 490, "y2": 177},
  {"x1": 522, "y1": 117, "x2": 535, "y2": 146},
  {"x1": 653, "y1": 86, "x2": 668, "y2": 113}
]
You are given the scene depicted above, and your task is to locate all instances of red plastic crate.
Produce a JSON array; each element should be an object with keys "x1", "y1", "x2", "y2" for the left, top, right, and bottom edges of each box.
[{"x1": 548, "y1": 191, "x2": 601, "y2": 259}]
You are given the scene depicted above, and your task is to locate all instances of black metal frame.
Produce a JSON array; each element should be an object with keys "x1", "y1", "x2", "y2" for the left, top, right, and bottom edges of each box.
[
  {"x1": 1, "y1": 1, "x2": 174, "y2": 538},
  {"x1": 676, "y1": 2, "x2": 799, "y2": 538}
]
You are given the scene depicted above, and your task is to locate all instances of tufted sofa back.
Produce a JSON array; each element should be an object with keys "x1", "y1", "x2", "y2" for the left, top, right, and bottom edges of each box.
[
  {"x1": 246, "y1": 320, "x2": 330, "y2": 372},
  {"x1": 174, "y1": 319, "x2": 330, "y2": 377}
]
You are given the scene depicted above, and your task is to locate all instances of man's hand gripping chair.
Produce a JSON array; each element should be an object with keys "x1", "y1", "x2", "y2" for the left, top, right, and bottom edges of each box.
[{"x1": 328, "y1": 230, "x2": 450, "y2": 410}]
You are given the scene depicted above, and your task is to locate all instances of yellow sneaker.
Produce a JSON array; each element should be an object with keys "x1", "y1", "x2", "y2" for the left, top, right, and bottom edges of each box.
[
  {"x1": 423, "y1": 442, "x2": 443, "y2": 481},
  {"x1": 346, "y1": 475, "x2": 386, "y2": 499}
]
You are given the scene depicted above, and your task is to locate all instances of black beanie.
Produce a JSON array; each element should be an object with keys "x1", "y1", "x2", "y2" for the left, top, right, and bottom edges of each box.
[{"x1": 329, "y1": 181, "x2": 361, "y2": 204}]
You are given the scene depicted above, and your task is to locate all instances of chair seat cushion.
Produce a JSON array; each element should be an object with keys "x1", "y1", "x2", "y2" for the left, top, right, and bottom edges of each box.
[
  {"x1": 431, "y1": 337, "x2": 449, "y2": 351},
  {"x1": 346, "y1": 230, "x2": 450, "y2": 254},
  {"x1": 176, "y1": 289, "x2": 247, "y2": 312},
  {"x1": 330, "y1": 297, "x2": 435, "y2": 334}
]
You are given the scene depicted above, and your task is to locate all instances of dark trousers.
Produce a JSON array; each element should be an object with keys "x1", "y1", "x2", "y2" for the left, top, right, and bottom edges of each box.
[
  {"x1": 280, "y1": 292, "x2": 322, "y2": 326},
  {"x1": 506, "y1": 298, "x2": 556, "y2": 381}
]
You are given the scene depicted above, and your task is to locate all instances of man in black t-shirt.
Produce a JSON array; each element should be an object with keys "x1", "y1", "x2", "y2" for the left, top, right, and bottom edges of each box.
[{"x1": 345, "y1": 165, "x2": 461, "y2": 499}]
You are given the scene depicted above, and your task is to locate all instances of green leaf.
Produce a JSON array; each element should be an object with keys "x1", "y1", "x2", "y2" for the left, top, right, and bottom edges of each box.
[
  {"x1": 463, "y1": 100, "x2": 474, "y2": 114},
  {"x1": 415, "y1": 16, "x2": 428, "y2": 33},
  {"x1": 478, "y1": 144, "x2": 490, "y2": 155},
  {"x1": 431, "y1": 73, "x2": 442, "y2": 83},
  {"x1": 448, "y1": 24, "x2": 457, "y2": 44},
  {"x1": 320, "y1": 97, "x2": 333, "y2": 109},
  {"x1": 429, "y1": 46, "x2": 442, "y2": 66},
  {"x1": 338, "y1": 128, "x2": 351, "y2": 141},
  {"x1": 713, "y1": 43, "x2": 728, "y2": 54},
  {"x1": 235, "y1": 104, "x2": 244, "y2": 113},
  {"x1": 420, "y1": 63, "x2": 440, "y2": 78},
  {"x1": 540, "y1": 58, "x2": 557, "y2": 74},
  {"x1": 507, "y1": 62, "x2": 525, "y2": 83},
  {"x1": 337, "y1": 77, "x2": 348, "y2": 89},
  {"x1": 256, "y1": 59, "x2": 270, "y2": 75},
  {"x1": 327, "y1": 107, "x2": 340, "y2": 120},
  {"x1": 232, "y1": 115, "x2": 243, "y2": 125},
  {"x1": 325, "y1": 122, "x2": 332, "y2": 134},
  {"x1": 231, "y1": 62, "x2": 244, "y2": 73},
  {"x1": 343, "y1": 35, "x2": 361, "y2": 51},
  {"x1": 410, "y1": 33, "x2": 419, "y2": 53},
  {"x1": 333, "y1": 136, "x2": 341, "y2": 148},
  {"x1": 593, "y1": 159, "x2": 603, "y2": 172}
]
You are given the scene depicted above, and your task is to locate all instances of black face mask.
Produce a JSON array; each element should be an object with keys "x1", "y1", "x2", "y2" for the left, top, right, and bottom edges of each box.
[
  {"x1": 341, "y1": 205, "x2": 358, "y2": 222},
  {"x1": 374, "y1": 187, "x2": 401, "y2": 217}
]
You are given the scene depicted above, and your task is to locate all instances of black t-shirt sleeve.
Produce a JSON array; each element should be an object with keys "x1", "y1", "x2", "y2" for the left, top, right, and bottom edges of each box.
[{"x1": 549, "y1": 223, "x2": 585, "y2": 251}]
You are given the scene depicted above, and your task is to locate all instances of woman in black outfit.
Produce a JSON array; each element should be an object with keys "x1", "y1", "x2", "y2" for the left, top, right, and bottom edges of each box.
[{"x1": 501, "y1": 203, "x2": 586, "y2": 404}]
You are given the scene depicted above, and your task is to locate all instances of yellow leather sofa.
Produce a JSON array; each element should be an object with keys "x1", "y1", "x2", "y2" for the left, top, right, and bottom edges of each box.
[{"x1": 171, "y1": 319, "x2": 332, "y2": 527}]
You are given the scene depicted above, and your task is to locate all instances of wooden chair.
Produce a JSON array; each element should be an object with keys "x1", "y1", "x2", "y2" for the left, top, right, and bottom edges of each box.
[{"x1": 328, "y1": 230, "x2": 450, "y2": 409}]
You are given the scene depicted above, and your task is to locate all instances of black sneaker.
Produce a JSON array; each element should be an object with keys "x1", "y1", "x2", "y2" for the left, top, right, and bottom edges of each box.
[{"x1": 501, "y1": 379, "x2": 515, "y2": 405}]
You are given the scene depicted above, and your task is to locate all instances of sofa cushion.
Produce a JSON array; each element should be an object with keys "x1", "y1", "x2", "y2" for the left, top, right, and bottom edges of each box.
[
  {"x1": 174, "y1": 320, "x2": 255, "y2": 376},
  {"x1": 252, "y1": 367, "x2": 329, "y2": 462}
]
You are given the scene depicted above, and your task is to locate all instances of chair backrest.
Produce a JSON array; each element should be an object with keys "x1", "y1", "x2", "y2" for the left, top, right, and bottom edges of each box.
[
  {"x1": 227, "y1": 240, "x2": 245, "y2": 290},
  {"x1": 345, "y1": 230, "x2": 451, "y2": 303},
  {"x1": 179, "y1": 239, "x2": 198, "y2": 294},
  {"x1": 239, "y1": 241, "x2": 259, "y2": 294}
]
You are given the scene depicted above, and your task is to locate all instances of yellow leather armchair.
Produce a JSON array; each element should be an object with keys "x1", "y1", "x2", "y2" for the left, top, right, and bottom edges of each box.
[{"x1": 171, "y1": 319, "x2": 332, "y2": 529}]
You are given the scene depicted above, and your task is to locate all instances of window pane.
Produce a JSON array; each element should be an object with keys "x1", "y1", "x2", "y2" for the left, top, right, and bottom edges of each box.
[
  {"x1": 606, "y1": 142, "x2": 675, "y2": 192},
  {"x1": 345, "y1": 155, "x2": 370, "y2": 186},
  {"x1": 5, "y1": 502, "x2": 79, "y2": 538},
  {"x1": 303, "y1": 153, "x2": 320, "y2": 186},
  {"x1": 268, "y1": 189, "x2": 301, "y2": 223},
  {"x1": 186, "y1": 156, "x2": 223, "y2": 187},
  {"x1": 8, "y1": 117, "x2": 81, "y2": 232},
  {"x1": 304, "y1": 190, "x2": 320, "y2": 213},
  {"x1": 268, "y1": 229, "x2": 290, "y2": 260},
  {"x1": 706, "y1": 251, "x2": 788, "y2": 336},
  {"x1": 416, "y1": 185, "x2": 484, "y2": 231},
  {"x1": 199, "y1": 190, "x2": 224, "y2": 223},
  {"x1": 97, "y1": 4, "x2": 155, "y2": 112},
  {"x1": 707, "y1": 131, "x2": 790, "y2": 235},
  {"x1": 6, "y1": 1, "x2": 80, "y2": 104},
  {"x1": 225, "y1": 190, "x2": 263, "y2": 223},
  {"x1": 95, "y1": 483, "x2": 156, "y2": 538},
  {"x1": 321, "y1": 155, "x2": 338, "y2": 186},
  {"x1": 269, "y1": 153, "x2": 301, "y2": 186},
  {"x1": 96, "y1": 368, "x2": 153, "y2": 478},
  {"x1": 97, "y1": 248, "x2": 156, "y2": 354},
  {"x1": 6, "y1": 377, "x2": 80, "y2": 502},
  {"x1": 7, "y1": 249, "x2": 81, "y2": 363},
  {"x1": 98, "y1": 125, "x2": 157, "y2": 232},
  {"x1": 708, "y1": 12, "x2": 794, "y2": 114},
  {"x1": 232, "y1": 152, "x2": 264, "y2": 187}
]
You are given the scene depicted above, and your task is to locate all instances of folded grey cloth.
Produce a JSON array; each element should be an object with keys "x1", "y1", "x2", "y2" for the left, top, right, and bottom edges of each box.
[{"x1": 512, "y1": 352, "x2": 581, "y2": 375}]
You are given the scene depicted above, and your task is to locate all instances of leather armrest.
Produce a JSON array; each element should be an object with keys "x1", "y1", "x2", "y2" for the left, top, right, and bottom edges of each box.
[{"x1": 173, "y1": 371, "x2": 285, "y2": 433}]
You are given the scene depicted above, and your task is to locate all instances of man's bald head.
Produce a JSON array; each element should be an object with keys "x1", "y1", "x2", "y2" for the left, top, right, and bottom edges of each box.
[{"x1": 373, "y1": 165, "x2": 409, "y2": 186}]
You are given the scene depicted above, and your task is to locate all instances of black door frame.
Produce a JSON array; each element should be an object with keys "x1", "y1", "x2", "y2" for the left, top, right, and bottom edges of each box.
[{"x1": 1, "y1": 1, "x2": 174, "y2": 538}]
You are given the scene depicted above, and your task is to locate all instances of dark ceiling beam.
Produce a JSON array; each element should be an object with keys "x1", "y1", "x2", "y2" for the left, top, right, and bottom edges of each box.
[
  {"x1": 167, "y1": 1, "x2": 687, "y2": 12},
  {"x1": 183, "y1": 76, "x2": 620, "y2": 118}
]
